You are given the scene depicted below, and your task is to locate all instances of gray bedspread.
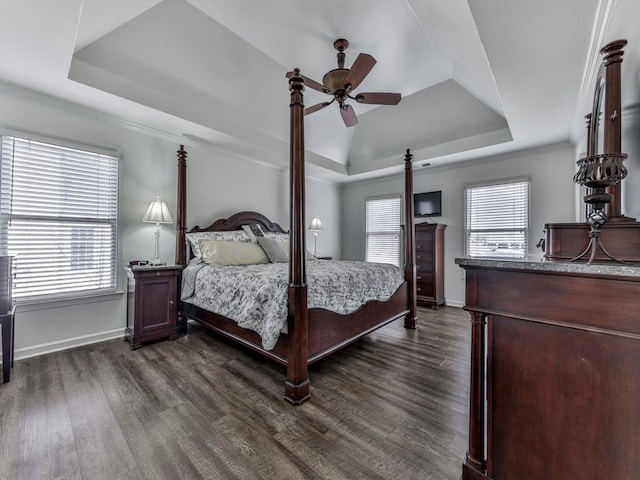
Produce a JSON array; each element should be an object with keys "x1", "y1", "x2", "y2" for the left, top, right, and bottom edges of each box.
[{"x1": 181, "y1": 259, "x2": 404, "y2": 350}]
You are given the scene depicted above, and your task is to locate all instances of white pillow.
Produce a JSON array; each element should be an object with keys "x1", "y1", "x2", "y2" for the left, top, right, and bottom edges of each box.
[
  {"x1": 198, "y1": 239, "x2": 269, "y2": 266},
  {"x1": 186, "y1": 230, "x2": 251, "y2": 257}
]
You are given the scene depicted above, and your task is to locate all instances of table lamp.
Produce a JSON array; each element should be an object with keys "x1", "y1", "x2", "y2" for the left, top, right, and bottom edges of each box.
[
  {"x1": 308, "y1": 217, "x2": 323, "y2": 257},
  {"x1": 142, "y1": 196, "x2": 173, "y2": 266}
]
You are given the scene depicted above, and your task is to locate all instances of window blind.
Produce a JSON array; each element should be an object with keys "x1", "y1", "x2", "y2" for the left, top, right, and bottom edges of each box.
[
  {"x1": 0, "y1": 135, "x2": 119, "y2": 301},
  {"x1": 366, "y1": 196, "x2": 401, "y2": 266},
  {"x1": 465, "y1": 180, "x2": 528, "y2": 259}
]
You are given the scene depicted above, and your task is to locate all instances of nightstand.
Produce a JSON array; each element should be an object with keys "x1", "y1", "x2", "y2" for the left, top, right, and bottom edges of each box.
[
  {"x1": 125, "y1": 265, "x2": 181, "y2": 349},
  {"x1": 1, "y1": 306, "x2": 15, "y2": 383}
]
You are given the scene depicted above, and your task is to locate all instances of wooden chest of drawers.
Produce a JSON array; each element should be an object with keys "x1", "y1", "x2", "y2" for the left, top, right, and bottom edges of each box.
[{"x1": 415, "y1": 223, "x2": 446, "y2": 308}]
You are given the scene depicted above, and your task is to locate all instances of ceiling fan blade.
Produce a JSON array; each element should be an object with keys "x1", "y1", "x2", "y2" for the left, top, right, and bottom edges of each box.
[
  {"x1": 340, "y1": 104, "x2": 358, "y2": 127},
  {"x1": 343, "y1": 53, "x2": 376, "y2": 90},
  {"x1": 304, "y1": 101, "x2": 332, "y2": 116},
  {"x1": 286, "y1": 70, "x2": 328, "y2": 93},
  {"x1": 355, "y1": 92, "x2": 401, "y2": 105}
]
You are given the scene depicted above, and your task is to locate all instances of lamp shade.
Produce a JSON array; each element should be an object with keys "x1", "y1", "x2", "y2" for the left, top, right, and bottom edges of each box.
[
  {"x1": 309, "y1": 217, "x2": 323, "y2": 232},
  {"x1": 142, "y1": 196, "x2": 173, "y2": 224}
]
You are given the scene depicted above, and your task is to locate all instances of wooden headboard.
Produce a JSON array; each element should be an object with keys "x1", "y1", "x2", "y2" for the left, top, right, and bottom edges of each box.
[{"x1": 187, "y1": 211, "x2": 287, "y2": 234}]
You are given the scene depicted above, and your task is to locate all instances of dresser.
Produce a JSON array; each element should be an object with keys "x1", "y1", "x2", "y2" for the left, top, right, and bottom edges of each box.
[
  {"x1": 414, "y1": 223, "x2": 446, "y2": 309},
  {"x1": 456, "y1": 257, "x2": 640, "y2": 480},
  {"x1": 125, "y1": 265, "x2": 181, "y2": 349}
]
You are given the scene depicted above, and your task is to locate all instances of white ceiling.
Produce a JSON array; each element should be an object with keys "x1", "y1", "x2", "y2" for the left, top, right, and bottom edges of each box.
[{"x1": 1, "y1": 0, "x2": 639, "y2": 182}]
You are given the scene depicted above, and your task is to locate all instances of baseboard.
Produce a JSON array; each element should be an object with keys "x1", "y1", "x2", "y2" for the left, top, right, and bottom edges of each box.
[
  {"x1": 12, "y1": 328, "x2": 125, "y2": 362},
  {"x1": 445, "y1": 299, "x2": 465, "y2": 308},
  {"x1": 6, "y1": 307, "x2": 467, "y2": 363}
]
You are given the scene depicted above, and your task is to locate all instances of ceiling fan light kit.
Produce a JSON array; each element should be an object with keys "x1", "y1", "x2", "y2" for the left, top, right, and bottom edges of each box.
[{"x1": 286, "y1": 38, "x2": 401, "y2": 127}]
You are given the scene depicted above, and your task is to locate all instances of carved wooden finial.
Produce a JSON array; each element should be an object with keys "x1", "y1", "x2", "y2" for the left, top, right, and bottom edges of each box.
[
  {"x1": 600, "y1": 39, "x2": 626, "y2": 66},
  {"x1": 404, "y1": 149, "x2": 413, "y2": 167},
  {"x1": 288, "y1": 68, "x2": 305, "y2": 92},
  {"x1": 177, "y1": 144, "x2": 187, "y2": 158}
]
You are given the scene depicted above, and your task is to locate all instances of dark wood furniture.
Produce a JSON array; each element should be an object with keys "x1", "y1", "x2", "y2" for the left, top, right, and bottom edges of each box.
[
  {"x1": 1, "y1": 307, "x2": 15, "y2": 384},
  {"x1": 0, "y1": 256, "x2": 14, "y2": 383},
  {"x1": 0, "y1": 256, "x2": 12, "y2": 314},
  {"x1": 545, "y1": 222, "x2": 640, "y2": 262},
  {"x1": 174, "y1": 73, "x2": 417, "y2": 405},
  {"x1": 415, "y1": 223, "x2": 446, "y2": 308},
  {"x1": 544, "y1": 39, "x2": 640, "y2": 263},
  {"x1": 456, "y1": 257, "x2": 640, "y2": 480},
  {"x1": 125, "y1": 265, "x2": 181, "y2": 349},
  {"x1": 178, "y1": 210, "x2": 411, "y2": 404}
]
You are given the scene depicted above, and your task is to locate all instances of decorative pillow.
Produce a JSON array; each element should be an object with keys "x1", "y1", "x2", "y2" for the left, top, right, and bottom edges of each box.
[
  {"x1": 198, "y1": 239, "x2": 269, "y2": 266},
  {"x1": 257, "y1": 236, "x2": 288, "y2": 263},
  {"x1": 274, "y1": 240, "x2": 317, "y2": 260},
  {"x1": 261, "y1": 233, "x2": 316, "y2": 260},
  {"x1": 263, "y1": 232, "x2": 289, "y2": 246},
  {"x1": 241, "y1": 224, "x2": 265, "y2": 243},
  {"x1": 186, "y1": 230, "x2": 251, "y2": 257}
]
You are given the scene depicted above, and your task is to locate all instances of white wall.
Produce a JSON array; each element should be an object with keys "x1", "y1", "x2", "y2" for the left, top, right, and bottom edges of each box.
[
  {"x1": 341, "y1": 142, "x2": 578, "y2": 307},
  {"x1": 622, "y1": 107, "x2": 640, "y2": 219},
  {"x1": 179, "y1": 144, "x2": 341, "y2": 259},
  {"x1": 1, "y1": 82, "x2": 341, "y2": 359}
]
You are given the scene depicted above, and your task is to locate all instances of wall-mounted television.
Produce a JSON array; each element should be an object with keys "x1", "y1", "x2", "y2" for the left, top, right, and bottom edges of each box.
[{"x1": 414, "y1": 190, "x2": 442, "y2": 217}]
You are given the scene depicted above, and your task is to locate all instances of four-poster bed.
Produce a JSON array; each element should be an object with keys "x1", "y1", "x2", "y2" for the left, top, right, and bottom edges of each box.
[{"x1": 174, "y1": 70, "x2": 417, "y2": 405}]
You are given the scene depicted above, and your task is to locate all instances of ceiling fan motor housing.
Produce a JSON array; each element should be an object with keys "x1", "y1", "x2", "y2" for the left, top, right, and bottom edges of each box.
[{"x1": 323, "y1": 69, "x2": 349, "y2": 93}]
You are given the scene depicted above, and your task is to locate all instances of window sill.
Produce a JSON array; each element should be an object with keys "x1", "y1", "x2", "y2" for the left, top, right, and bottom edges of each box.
[{"x1": 15, "y1": 290, "x2": 125, "y2": 313}]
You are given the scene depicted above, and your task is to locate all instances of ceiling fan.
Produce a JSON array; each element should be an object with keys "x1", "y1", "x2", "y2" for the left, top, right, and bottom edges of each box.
[{"x1": 286, "y1": 39, "x2": 401, "y2": 127}]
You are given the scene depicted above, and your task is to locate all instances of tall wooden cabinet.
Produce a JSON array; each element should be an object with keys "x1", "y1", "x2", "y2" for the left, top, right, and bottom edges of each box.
[{"x1": 414, "y1": 223, "x2": 446, "y2": 309}]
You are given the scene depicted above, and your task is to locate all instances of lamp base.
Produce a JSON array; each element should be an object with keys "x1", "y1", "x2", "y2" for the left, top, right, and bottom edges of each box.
[{"x1": 148, "y1": 258, "x2": 166, "y2": 266}]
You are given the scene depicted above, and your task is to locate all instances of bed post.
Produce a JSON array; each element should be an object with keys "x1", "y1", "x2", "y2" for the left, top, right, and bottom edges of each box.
[
  {"x1": 403, "y1": 149, "x2": 418, "y2": 329},
  {"x1": 175, "y1": 145, "x2": 188, "y2": 335},
  {"x1": 175, "y1": 145, "x2": 188, "y2": 266},
  {"x1": 285, "y1": 69, "x2": 310, "y2": 405}
]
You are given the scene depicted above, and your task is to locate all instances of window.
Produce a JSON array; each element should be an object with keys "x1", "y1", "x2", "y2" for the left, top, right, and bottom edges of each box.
[
  {"x1": 0, "y1": 135, "x2": 119, "y2": 301},
  {"x1": 366, "y1": 196, "x2": 401, "y2": 266},
  {"x1": 465, "y1": 180, "x2": 528, "y2": 259}
]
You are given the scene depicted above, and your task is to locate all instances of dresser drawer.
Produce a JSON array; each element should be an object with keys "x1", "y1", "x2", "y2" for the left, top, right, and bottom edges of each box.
[
  {"x1": 416, "y1": 280, "x2": 434, "y2": 297},
  {"x1": 415, "y1": 231, "x2": 434, "y2": 243},
  {"x1": 416, "y1": 258, "x2": 434, "y2": 271},
  {"x1": 416, "y1": 271, "x2": 434, "y2": 285},
  {"x1": 416, "y1": 241, "x2": 433, "y2": 254}
]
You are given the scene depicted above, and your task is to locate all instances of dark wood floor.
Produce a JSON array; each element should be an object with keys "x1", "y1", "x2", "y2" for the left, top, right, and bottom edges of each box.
[{"x1": 0, "y1": 306, "x2": 470, "y2": 480}]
